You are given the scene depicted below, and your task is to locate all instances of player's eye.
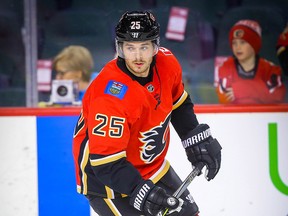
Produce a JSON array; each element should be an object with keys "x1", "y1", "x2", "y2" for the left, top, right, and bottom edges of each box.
[
  {"x1": 141, "y1": 46, "x2": 148, "y2": 51},
  {"x1": 127, "y1": 47, "x2": 135, "y2": 51}
]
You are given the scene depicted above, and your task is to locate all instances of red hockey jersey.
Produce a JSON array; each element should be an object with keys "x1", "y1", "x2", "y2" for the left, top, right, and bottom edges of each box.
[
  {"x1": 73, "y1": 47, "x2": 188, "y2": 198},
  {"x1": 216, "y1": 57, "x2": 286, "y2": 104}
]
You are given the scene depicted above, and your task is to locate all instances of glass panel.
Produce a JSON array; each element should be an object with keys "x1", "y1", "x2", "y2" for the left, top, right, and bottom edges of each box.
[
  {"x1": 0, "y1": 0, "x2": 25, "y2": 106},
  {"x1": 0, "y1": 0, "x2": 285, "y2": 106}
]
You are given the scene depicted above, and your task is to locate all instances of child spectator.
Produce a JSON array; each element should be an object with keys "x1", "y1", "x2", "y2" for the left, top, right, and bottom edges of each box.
[{"x1": 216, "y1": 19, "x2": 286, "y2": 104}]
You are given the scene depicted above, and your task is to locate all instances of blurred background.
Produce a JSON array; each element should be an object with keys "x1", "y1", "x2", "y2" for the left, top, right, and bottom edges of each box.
[{"x1": 0, "y1": 0, "x2": 287, "y2": 106}]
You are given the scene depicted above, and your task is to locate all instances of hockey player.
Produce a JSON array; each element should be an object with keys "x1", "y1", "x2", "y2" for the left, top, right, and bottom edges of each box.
[{"x1": 72, "y1": 11, "x2": 222, "y2": 216}]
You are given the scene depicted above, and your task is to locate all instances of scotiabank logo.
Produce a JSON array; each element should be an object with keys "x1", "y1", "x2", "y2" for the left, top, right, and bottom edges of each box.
[{"x1": 269, "y1": 123, "x2": 288, "y2": 195}]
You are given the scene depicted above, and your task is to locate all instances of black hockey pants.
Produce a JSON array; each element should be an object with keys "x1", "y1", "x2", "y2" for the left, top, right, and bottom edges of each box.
[{"x1": 86, "y1": 166, "x2": 199, "y2": 216}]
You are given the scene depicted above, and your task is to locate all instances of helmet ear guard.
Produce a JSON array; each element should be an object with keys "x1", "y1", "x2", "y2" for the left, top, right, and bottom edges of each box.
[
  {"x1": 115, "y1": 40, "x2": 124, "y2": 58},
  {"x1": 152, "y1": 40, "x2": 159, "y2": 55}
]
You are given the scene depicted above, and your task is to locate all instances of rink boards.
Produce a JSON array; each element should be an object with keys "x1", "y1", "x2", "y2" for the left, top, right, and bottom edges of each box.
[{"x1": 0, "y1": 105, "x2": 287, "y2": 216}]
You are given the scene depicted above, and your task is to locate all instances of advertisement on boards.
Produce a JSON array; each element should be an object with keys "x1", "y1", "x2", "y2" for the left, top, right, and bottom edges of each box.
[{"x1": 0, "y1": 109, "x2": 287, "y2": 216}]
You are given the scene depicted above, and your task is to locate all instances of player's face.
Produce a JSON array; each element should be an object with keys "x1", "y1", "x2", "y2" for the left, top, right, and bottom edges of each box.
[
  {"x1": 122, "y1": 40, "x2": 156, "y2": 77},
  {"x1": 232, "y1": 39, "x2": 255, "y2": 63}
]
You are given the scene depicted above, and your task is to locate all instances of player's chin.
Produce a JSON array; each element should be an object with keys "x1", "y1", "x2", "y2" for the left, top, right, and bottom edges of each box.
[{"x1": 133, "y1": 66, "x2": 148, "y2": 74}]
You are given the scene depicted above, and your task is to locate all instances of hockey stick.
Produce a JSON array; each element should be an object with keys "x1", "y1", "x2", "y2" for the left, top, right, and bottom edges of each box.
[{"x1": 158, "y1": 162, "x2": 205, "y2": 216}]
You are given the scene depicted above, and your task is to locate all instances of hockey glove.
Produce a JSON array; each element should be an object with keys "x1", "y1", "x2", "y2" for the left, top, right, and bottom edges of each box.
[
  {"x1": 130, "y1": 180, "x2": 180, "y2": 215},
  {"x1": 182, "y1": 124, "x2": 222, "y2": 181}
]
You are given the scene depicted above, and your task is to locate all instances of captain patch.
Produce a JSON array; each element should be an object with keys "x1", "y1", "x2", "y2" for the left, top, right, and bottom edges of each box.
[{"x1": 104, "y1": 80, "x2": 128, "y2": 99}]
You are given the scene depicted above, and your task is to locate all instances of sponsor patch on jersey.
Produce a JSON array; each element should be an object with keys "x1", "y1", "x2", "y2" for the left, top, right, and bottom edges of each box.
[{"x1": 104, "y1": 80, "x2": 128, "y2": 99}]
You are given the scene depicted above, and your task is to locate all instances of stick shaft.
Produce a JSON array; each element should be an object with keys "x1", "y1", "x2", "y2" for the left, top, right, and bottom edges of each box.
[
  {"x1": 173, "y1": 162, "x2": 205, "y2": 198},
  {"x1": 160, "y1": 162, "x2": 205, "y2": 216}
]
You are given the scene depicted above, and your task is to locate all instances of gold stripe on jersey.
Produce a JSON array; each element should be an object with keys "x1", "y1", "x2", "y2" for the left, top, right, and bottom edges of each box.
[
  {"x1": 80, "y1": 140, "x2": 90, "y2": 194},
  {"x1": 149, "y1": 159, "x2": 170, "y2": 183},
  {"x1": 104, "y1": 199, "x2": 122, "y2": 216},
  {"x1": 103, "y1": 188, "x2": 128, "y2": 199},
  {"x1": 105, "y1": 185, "x2": 115, "y2": 199},
  {"x1": 172, "y1": 90, "x2": 188, "y2": 110},
  {"x1": 90, "y1": 151, "x2": 127, "y2": 166}
]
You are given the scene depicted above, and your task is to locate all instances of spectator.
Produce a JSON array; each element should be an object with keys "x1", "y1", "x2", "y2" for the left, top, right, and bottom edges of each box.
[
  {"x1": 52, "y1": 45, "x2": 94, "y2": 100},
  {"x1": 276, "y1": 23, "x2": 288, "y2": 77},
  {"x1": 216, "y1": 19, "x2": 286, "y2": 104}
]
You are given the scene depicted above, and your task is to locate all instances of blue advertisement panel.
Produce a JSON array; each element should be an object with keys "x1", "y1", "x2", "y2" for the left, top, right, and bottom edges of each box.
[{"x1": 37, "y1": 116, "x2": 90, "y2": 216}]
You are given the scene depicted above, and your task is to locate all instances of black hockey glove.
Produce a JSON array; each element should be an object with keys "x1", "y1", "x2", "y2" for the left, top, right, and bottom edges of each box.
[
  {"x1": 182, "y1": 124, "x2": 222, "y2": 181},
  {"x1": 130, "y1": 180, "x2": 180, "y2": 215}
]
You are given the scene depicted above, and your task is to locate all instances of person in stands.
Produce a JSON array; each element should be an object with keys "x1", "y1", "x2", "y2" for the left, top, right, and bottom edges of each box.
[
  {"x1": 216, "y1": 19, "x2": 286, "y2": 104},
  {"x1": 52, "y1": 45, "x2": 94, "y2": 100}
]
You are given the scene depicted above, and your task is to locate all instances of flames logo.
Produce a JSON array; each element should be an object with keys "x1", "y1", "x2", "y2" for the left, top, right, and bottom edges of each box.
[{"x1": 139, "y1": 113, "x2": 171, "y2": 163}]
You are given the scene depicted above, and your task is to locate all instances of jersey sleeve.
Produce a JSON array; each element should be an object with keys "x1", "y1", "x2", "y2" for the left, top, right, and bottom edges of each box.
[
  {"x1": 171, "y1": 58, "x2": 185, "y2": 103},
  {"x1": 161, "y1": 48, "x2": 199, "y2": 138},
  {"x1": 171, "y1": 95, "x2": 199, "y2": 139},
  {"x1": 158, "y1": 47, "x2": 185, "y2": 104}
]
